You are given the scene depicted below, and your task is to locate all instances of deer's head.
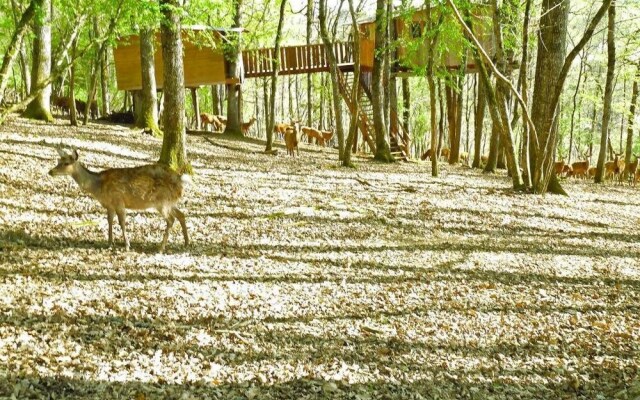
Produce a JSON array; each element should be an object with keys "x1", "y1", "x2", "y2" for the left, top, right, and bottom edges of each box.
[{"x1": 49, "y1": 146, "x2": 79, "y2": 177}]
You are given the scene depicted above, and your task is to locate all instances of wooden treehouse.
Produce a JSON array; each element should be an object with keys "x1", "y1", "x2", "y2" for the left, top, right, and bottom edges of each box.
[
  {"x1": 113, "y1": 26, "x2": 240, "y2": 90},
  {"x1": 113, "y1": 7, "x2": 494, "y2": 160}
]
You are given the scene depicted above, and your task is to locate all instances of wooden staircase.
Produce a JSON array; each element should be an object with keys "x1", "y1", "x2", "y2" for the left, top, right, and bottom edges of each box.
[
  {"x1": 335, "y1": 68, "x2": 377, "y2": 153},
  {"x1": 358, "y1": 72, "x2": 409, "y2": 161},
  {"x1": 336, "y1": 68, "x2": 409, "y2": 160}
]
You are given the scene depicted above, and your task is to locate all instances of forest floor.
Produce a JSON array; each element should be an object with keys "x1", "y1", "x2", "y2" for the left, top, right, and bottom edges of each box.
[{"x1": 0, "y1": 115, "x2": 639, "y2": 400}]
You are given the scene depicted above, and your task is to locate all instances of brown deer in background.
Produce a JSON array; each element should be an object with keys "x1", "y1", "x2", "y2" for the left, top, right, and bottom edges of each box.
[
  {"x1": 241, "y1": 117, "x2": 257, "y2": 135},
  {"x1": 200, "y1": 113, "x2": 224, "y2": 131},
  {"x1": 604, "y1": 153, "x2": 624, "y2": 184},
  {"x1": 48, "y1": 147, "x2": 190, "y2": 252},
  {"x1": 570, "y1": 153, "x2": 590, "y2": 179},
  {"x1": 284, "y1": 126, "x2": 299, "y2": 156},
  {"x1": 623, "y1": 154, "x2": 639, "y2": 185}
]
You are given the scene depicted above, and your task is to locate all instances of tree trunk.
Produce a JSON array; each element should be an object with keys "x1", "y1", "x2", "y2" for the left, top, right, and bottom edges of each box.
[
  {"x1": 133, "y1": 91, "x2": 142, "y2": 125},
  {"x1": 0, "y1": 0, "x2": 36, "y2": 106},
  {"x1": 372, "y1": 0, "x2": 393, "y2": 162},
  {"x1": 595, "y1": 3, "x2": 616, "y2": 184},
  {"x1": 319, "y1": 0, "x2": 345, "y2": 159},
  {"x1": 518, "y1": 0, "x2": 532, "y2": 186},
  {"x1": 10, "y1": 0, "x2": 32, "y2": 97},
  {"x1": 486, "y1": 0, "x2": 523, "y2": 187},
  {"x1": 223, "y1": 0, "x2": 243, "y2": 136},
  {"x1": 529, "y1": 0, "x2": 568, "y2": 191},
  {"x1": 530, "y1": 0, "x2": 611, "y2": 193},
  {"x1": 449, "y1": 53, "x2": 467, "y2": 164},
  {"x1": 401, "y1": 78, "x2": 410, "y2": 139},
  {"x1": 568, "y1": 56, "x2": 585, "y2": 164},
  {"x1": 382, "y1": 0, "x2": 392, "y2": 133},
  {"x1": 69, "y1": 36, "x2": 78, "y2": 126},
  {"x1": 484, "y1": 116, "x2": 500, "y2": 172},
  {"x1": 137, "y1": 27, "x2": 160, "y2": 135},
  {"x1": 428, "y1": 76, "x2": 439, "y2": 176},
  {"x1": 191, "y1": 88, "x2": 200, "y2": 130},
  {"x1": 100, "y1": 46, "x2": 110, "y2": 116},
  {"x1": 263, "y1": 78, "x2": 269, "y2": 138},
  {"x1": 83, "y1": 17, "x2": 101, "y2": 125},
  {"x1": 472, "y1": 74, "x2": 486, "y2": 168},
  {"x1": 306, "y1": 0, "x2": 313, "y2": 127},
  {"x1": 265, "y1": 0, "x2": 287, "y2": 152},
  {"x1": 23, "y1": 0, "x2": 53, "y2": 122},
  {"x1": 158, "y1": 0, "x2": 188, "y2": 170},
  {"x1": 211, "y1": 85, "x2": 219, "y2": 115},
  {"x1": 624, "y1": 63, "x2": 639, "y2": 176},
  {"x1": 343, "y1": 0, "x2": 360, "y2": 167}
]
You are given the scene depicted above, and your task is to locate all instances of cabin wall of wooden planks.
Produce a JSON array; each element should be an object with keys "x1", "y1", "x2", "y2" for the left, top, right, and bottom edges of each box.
[{"x1": 113, "y1": 30, "x2": 231, "y2": 91}]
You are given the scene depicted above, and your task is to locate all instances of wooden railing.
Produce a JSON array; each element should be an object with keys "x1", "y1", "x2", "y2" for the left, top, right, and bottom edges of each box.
[{"x1": 243, "y1": 42, "x2": 354, "y2": 77}]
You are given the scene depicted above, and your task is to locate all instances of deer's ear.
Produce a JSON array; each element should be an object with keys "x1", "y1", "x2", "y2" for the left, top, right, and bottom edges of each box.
[
  {"x1": 72, "y1": 148, "x2": 79, "y2": 161},
  {"x1": 56, "y1": 147, "x2": 67, "y2": 158}
]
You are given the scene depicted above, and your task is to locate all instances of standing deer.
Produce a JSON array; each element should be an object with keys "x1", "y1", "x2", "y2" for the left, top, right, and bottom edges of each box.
[
  {"x1": 623, "y1": 154, "x2": 639, "y2": 185},
  {"x1": 284, "y1": 126, "x2": 299, "y2": 156},
  {"x1": 570, "y1": 152, "x2": 590, "y2": 179},
  {"x1": 48, "y1": 147, "x2": 189, "y2": 252},
  {"x1": 241, "y1": 117, "x2": 257, "y2": 136}
]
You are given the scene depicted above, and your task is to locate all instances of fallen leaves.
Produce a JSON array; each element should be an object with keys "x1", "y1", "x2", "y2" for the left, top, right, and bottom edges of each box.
[{"x1": 0, "y1": 115, "x2": 639, "y2": 399}]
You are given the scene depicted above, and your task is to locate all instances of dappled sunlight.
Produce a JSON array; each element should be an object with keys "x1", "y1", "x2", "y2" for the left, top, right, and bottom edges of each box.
[{"x1": 1, "y1": 116, "x2": 639, "y2": 398}]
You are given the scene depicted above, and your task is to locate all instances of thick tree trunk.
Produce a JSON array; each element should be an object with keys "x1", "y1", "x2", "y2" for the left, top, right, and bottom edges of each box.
[
  {"x1": 486, "y1": 0, "x2": 523, "y2": 187},
  {"x1": 0, "y1": 0, "x2": 36, "y2": 106},
  {"x1": 530, "y1": 0, "x2": 611, "y2": 193},
  {"x1": 223, "y1": 0, "x2": 243, "y2": 136},
  {"x1": 158, "y1": 0, "x2": 188, "y2": 170},
  {"x1": 529, "y1": 0, "x2": 568, "y2": 191},
  {"x1": 372, "y1": 0, "x2": 393, "y2": 162},
  {"x1": 23, "y1": 0, "x2": 53, "y2": 122},
  {"x1": 319, "y1": 0, "x2": 345, "y2": 159},
  {"x1": 137, "y1": 27, "x2": 160, "y2": 135},
  {"x1": 595, "y1": 3, "x2": 616, "y2": 184},
  {"x1": 265, "y1": 0, "x2": 287, "y2": 152},
  {"x1": 343, "y1": 0, "x2": 360, "y2": 167}
]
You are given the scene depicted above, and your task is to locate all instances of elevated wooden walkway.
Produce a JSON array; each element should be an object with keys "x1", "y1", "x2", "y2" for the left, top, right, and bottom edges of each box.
[
  {"x1": 242, "y1": 43, "x2": 355, "y2": 78},
  {"x1": 242, "y1": 42, "x2": 409, "y2": 160}
]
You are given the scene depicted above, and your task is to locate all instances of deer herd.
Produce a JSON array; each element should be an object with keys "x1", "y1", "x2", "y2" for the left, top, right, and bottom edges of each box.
[
  {"x1": 199, "y1": 113, "x2": 333, "y2": 157},
  {"x1": 555, "y1": 152, "x2": 640, "y2": 185}
]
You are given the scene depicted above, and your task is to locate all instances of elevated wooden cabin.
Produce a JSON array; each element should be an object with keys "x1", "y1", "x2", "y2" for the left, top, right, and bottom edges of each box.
[
  {"x1": 113, "y1": 27, "x2": 241, "y2": 91},
  {"x1": 358, "y1": 5, "x2": 494, "y2": 72}
]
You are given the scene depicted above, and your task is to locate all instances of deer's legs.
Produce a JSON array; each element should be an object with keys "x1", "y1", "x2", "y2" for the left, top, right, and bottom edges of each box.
[
  {"x1": 172, "y1": 207, "x2": 189, "y2": 246},
  {"x1": 116, "y1": 208, "x2": 129, "y2": 251},
  {"x1": 159, "y1": 208, "x2": 176, "y2": 252},
  {"x1": 107, "y1": 209, "x2": 115, "y2": 247}
]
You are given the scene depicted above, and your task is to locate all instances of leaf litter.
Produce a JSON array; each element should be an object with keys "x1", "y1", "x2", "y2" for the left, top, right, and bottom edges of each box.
[{"x1": 0, "y1": 115, "x2": 639, "y2": 399}]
